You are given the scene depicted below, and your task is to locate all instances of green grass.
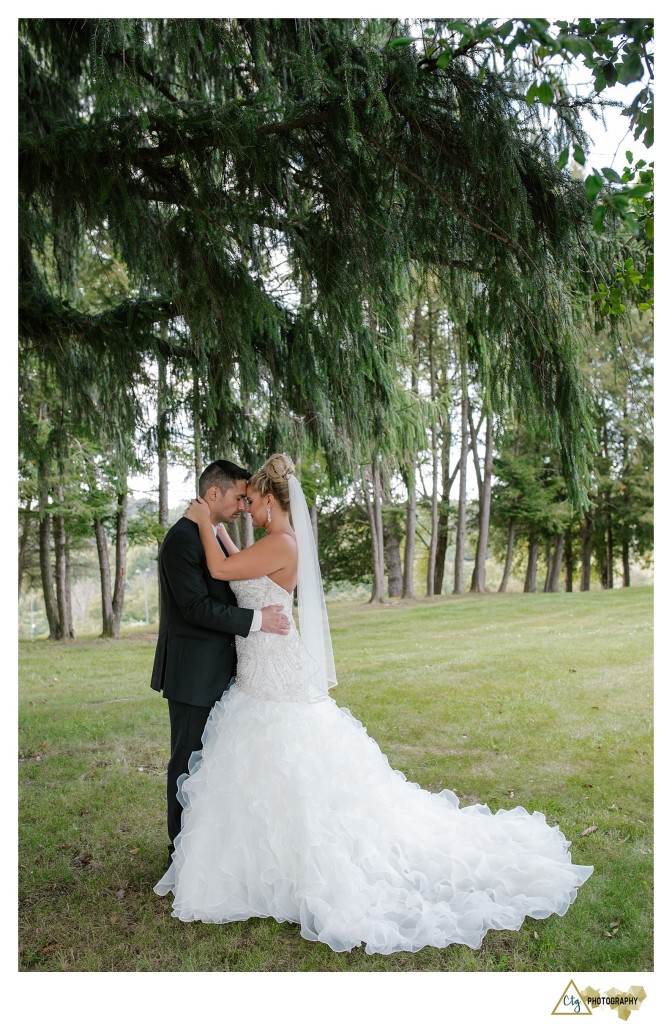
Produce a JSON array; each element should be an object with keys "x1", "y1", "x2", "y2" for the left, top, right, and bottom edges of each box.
[{"x1": 19, "y1": 587, "x2": 653, "y2": 972}]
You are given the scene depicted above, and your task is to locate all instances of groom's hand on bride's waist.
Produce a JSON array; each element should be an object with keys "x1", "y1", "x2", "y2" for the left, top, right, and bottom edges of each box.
[{"x1": 260, "y1": 605, "x2": 291, "y2": 634}]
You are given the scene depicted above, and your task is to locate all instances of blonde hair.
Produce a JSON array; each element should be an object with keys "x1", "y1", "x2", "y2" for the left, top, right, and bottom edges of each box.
[{"x1": 248, "y1": 453, "x2": 295, "y2": 512}]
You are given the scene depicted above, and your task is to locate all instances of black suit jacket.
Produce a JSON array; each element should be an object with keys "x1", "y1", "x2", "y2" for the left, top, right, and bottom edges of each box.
[{"x1": 150, "y1": 518, "x2": 254, "y2": 707}]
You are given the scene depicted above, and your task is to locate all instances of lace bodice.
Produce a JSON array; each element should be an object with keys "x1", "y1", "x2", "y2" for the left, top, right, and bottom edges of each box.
[{"x1": 229, "y1": 576, "x2": 310, "y2": 702}]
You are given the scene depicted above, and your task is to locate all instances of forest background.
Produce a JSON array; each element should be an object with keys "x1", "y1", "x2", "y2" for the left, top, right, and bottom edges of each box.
[{"x1": 18, "y1": 18, "x2": 654, "y2": 639}]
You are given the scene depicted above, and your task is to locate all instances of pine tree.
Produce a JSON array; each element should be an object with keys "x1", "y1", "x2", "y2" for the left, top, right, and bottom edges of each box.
[{"x1": 20, "y1": 18, "x2": 617, "y2": 496}]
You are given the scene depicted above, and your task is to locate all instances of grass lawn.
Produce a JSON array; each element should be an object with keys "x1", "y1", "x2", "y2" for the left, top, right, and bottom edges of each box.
[{"x1": 18, "y1": 587, "x2": 653, "y2": 972}]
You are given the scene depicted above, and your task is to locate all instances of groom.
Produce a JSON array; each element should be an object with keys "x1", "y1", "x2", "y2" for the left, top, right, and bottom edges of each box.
[{"x1": 151, "y1": 458, "x2": 290, "y2": 866}]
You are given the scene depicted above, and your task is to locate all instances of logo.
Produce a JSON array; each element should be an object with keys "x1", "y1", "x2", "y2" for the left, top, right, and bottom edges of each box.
[
  {"x1": 551, "y1": 982, "x2": 648, "y2": 1021},
  {"x1": 551, "y1": 979, "x2": 592, "y2": 1015},
  {"x1": 580, "y1": 986, "x2": 647, "y2": 1022}
]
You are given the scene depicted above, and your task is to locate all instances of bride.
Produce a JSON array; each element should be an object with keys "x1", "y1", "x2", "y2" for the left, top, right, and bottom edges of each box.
[{"x1": 154, "y1": 453, "x2": 593, "y2": 955}]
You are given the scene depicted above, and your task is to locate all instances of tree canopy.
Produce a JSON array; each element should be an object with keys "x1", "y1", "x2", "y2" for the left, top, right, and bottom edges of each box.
[{"x1": 18, "y1": 16, "x2": 638, "y2": 496}]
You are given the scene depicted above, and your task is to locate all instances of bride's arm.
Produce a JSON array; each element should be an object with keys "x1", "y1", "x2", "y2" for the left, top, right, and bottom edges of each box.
[
  {"x1": 184, "y1": 499, "x2": 294, "y2": 581},
  {"x1": 216, "y1": 523, "x2": 239, "y2": 555}
]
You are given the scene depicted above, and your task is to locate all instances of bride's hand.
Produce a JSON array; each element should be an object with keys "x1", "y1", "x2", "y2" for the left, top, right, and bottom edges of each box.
[{"x1": 184, "y1": 497, "x2": 211, "y2": 524}]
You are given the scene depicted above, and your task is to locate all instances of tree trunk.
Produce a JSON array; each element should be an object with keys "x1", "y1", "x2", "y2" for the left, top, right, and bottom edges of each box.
[
  {"x1": 402, "y1": 301, "x2": 422, "y2": 600},
  {"x1": 401, "y1": 460, "x2": 416, "y2": 599},
  {"x1": 228, "y1": 518, "x2": 241, "y2": 548},
  {"x1": 433, "y1": 408, "x2": 454, "y2": 596},
  {"x1": 37, "y1": 446, "x2": 61, "y2": 639},
  {"x1": 309, "y1": 503, "x2": 318, "y2": 548},
  {"x1": 599, "y1": 414, "x2": 614, "y2": 590},
  {"x1": 94, "y1": 478, "x2": 128, "y2": 640},
  {"x1": 470, "y1": 412, "x2": 493, "y2": 593},
  {"x1": 372, "y1": 461, "x2": 386, "y2": 602},
  {"x1": 381, "y1": 466, "x2": 402, "y2": 598},
  {"x1": 53, "y1": 483, "x2": 74, "y2": 639},
  {"x1": 547, "y1": 533, "x2": 564, "y2": 593},
  {"x1": 498, "y1": 519, "x2": 516, "y2": 593},
  {"x1": 383, "y1": 519, "x2": 403, "y2": 597},
  {"x1": 622, "y1": 533, "x2": 631, "y2": 587},
  {"x1": 18, "y1": 502, "x2": 32, "y2": 598},
  {"x1": 606, "y1": 518, "x2": 614, "y2": 589},
  {"x1": 193, "y1": 369, "x2": 203, "y2": 484},
  {"x1": 620, "y1": 390, "x2": 630, "y2": 588},
  {"x1": 468, "y1": 404, "x2": 485, "y2": 502},
  {"x1": 564, "y1": 526, "x2": 574, "y2": 592},
  {"x1": 111, "y1": 489, "x2": 128, "y2": 637},
  {"x1": 426, "y1": 446, "x2": 439, "y2": 595},
  {"x1": 64, "y1": 545, "x2": 74, "y2": 636},
  {"x1": 240, "y1": 511, "x2": 254, "y2": 549},
  {"x1": 524, "y1": 530, "x2": 539, "y2": 593},
  {"x1": 158, "y1": 354, "x2": 169, "y2": 530},
  {"x1": 363, "y1": 465, "x2": 385, "y2": 603},
  {"x1": 94, "y1": 517, "x2": 114, "y2": 636},
  {"x1": 452, "y1": 343, "x2": 469, "y2": 595},
  {"x1": 580, "y1": 513, "x2": 593, "y2": 591},
  {"x1": 543, "y1": 537, "x2": 553, "y2": 592},
  {"x1": 426, "y1": 299, "x2": 439, "y2": 596}
]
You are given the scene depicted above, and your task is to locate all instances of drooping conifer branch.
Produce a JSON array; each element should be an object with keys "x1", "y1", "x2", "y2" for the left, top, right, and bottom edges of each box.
[{"x1": 18, "y1": 17, "x2": 621, "y2": 497}]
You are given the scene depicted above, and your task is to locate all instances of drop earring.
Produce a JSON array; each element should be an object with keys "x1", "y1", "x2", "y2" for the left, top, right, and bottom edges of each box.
[{"x1": 266, "y1": 507, "x2": 272, "y2": 524}]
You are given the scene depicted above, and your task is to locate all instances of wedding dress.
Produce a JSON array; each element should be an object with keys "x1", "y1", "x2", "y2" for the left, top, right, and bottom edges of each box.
[{"x1": 154, "y1": 574, "x2": 593, "y2": 955}]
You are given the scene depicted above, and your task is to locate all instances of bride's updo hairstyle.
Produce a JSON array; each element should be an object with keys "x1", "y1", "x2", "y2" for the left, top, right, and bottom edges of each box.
[{"x1": 249, "y1": 453, "x2": 295, "y2": 512}]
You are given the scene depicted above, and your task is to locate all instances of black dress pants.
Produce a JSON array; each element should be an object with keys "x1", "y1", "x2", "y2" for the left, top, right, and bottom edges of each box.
[{"x1": 166, "y1": 699, "x2": 212, "y2": 850}]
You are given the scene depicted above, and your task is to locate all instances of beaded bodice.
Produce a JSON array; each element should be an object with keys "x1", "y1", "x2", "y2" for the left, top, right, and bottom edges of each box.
[{"x1": 229, "y1": 576, "x2": 309, "y2": 702}]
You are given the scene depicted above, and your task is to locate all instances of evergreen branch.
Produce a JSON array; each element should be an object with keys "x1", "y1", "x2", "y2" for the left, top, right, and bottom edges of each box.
[
  {"x1": 257, "y1": 111, "x2": 332, "y2": 135},
  {"x1": 106, "y1": 49, "x2": 180, "y2": 103},
  {"x1": 361, "y1": 133, "x2": 510, "y2": 245},
  {"x1": 19, "y1": 295, "x2": 181, "y2": 358}
]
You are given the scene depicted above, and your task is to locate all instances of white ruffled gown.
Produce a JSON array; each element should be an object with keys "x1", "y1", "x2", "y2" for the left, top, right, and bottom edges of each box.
[{"x1": 154, "y1": 576, "x2": 593, "y2": 954}]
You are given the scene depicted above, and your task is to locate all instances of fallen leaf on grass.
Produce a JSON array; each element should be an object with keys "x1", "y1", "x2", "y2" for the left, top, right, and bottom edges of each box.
[
  {"x1": 609, "y1": 918, "x2": 621, "y2": 928},
  {"x1": 506, "y1": 791, "x2": 514, "y2": 799},
  {"x1": 533, "y1": 931, "x2": 540, "y2": 940},
  {"x1": 580, "y1": 825, "x2": 598, "y2": 837},
  {"x1": 78, "y1": 852, "x2": 93, "y2": 865},
  {"x1": 42, "y1": 943, "x2": 58, "y2": 953},
  {"x1": 582, "y1": 783, "x2": 593, "y2": 788},
  {"x1": 116, "y1": 888, "x2": 126, "y2": 900},
  {"x1": 129, "y1": 848, "x2": 139, "y2": 855},
  {"x1": 604, "y1": 930, "x2": 613, "y2": 938}
]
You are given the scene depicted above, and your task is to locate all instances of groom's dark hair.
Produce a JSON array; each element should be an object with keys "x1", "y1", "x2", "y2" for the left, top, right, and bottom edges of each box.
[{"x1": 199, "y1": 459, "x2": 251, "y2": 497}]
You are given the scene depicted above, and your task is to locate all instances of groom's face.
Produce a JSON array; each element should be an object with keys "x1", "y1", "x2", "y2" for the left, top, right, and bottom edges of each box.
[{"x1": 213, "y1": 479, "x2": 250, "y2": 524}]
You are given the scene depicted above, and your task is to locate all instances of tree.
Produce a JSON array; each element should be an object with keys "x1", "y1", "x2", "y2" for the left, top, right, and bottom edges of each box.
[
  {"x1": 470, "y1": 412, "x2": 494, "y2": 594},
  {"x1": 583, "y1": 314, "x2": 653, "y2": 588},
  {"x1": 20, "y1": 17, "x2": 619, "y2": 502},
  {"x1": 491, "y1": 423, "x2": 572, "y2": 593},
  {"x1": 453, "y1": 339, "x2": 470, "y2": 595},
  {"x1": 394, "y1": 19, "x2": 654, "y2": 315}
]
